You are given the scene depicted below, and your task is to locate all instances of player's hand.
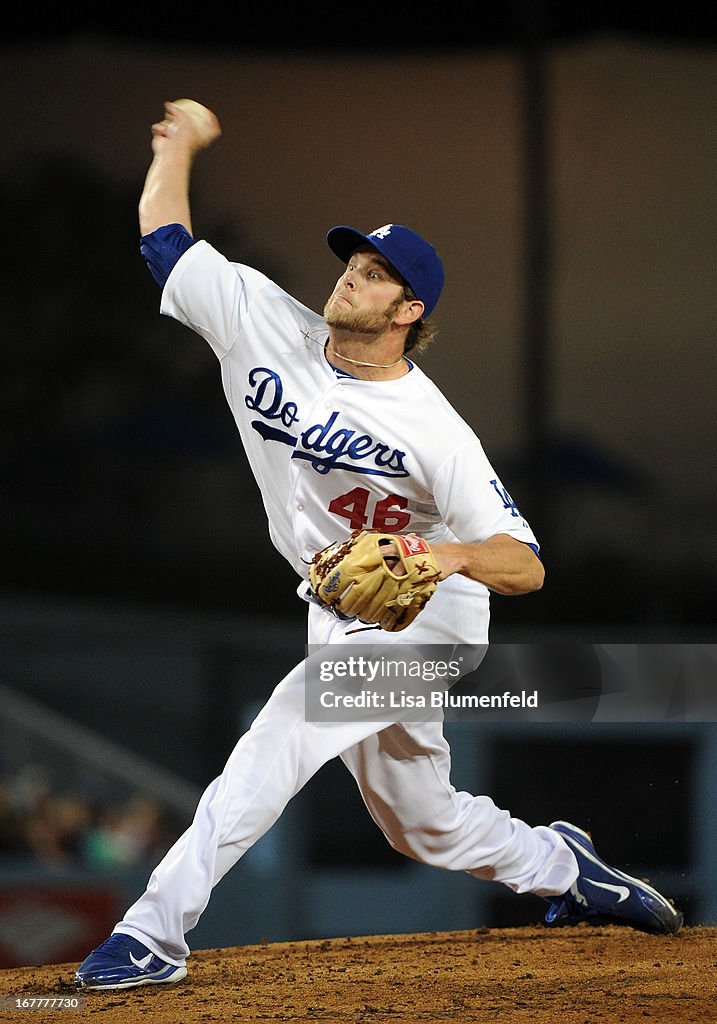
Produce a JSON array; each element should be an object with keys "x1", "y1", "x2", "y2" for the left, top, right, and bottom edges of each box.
[
  {"x1": 151, "y1": 99, "x2": 222, "y2": 157},
  {"x1": 377, "y1": 540, "x2": 406, "y2": 575}
]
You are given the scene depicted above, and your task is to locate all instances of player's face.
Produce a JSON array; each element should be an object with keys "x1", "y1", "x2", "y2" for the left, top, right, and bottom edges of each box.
[{"x1": 323, "y1": 248, "x2": 406, "y2": 333}]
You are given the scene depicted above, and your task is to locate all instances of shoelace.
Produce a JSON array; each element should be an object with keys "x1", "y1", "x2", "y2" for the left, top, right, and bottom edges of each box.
[{"x1": 94, "y1": 934, "x2": 134, "y2": 960}]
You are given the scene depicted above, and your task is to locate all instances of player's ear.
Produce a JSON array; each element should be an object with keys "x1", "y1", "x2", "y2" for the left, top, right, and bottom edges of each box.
[{"x1": 394, "y1": 298, "x2": 424, "y2": 327}]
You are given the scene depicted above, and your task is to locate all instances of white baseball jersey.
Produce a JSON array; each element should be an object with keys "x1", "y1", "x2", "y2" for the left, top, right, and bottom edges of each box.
[{"x1": 160, "y1": 240, "x2": 538, "y2": 639}]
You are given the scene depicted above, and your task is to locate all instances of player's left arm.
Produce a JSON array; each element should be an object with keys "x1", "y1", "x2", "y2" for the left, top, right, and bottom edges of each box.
[
  {"x1": 427, "y1": 436, "x2": 545, "y2": 595},
  {"x1": 429, "y1": 534, "x2": 544, "y2": 595}
]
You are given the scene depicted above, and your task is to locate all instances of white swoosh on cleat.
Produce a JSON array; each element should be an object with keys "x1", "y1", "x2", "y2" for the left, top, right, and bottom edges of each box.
[
  {"x1": 586, "y1": 878, "x2": 631, "y2": 903},
  {"x1": 129, "y1": 951, "x2": 154, "y2": 970}
]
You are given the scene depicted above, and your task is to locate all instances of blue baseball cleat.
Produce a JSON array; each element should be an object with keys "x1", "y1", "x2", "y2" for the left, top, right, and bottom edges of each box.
[
  {"x1": 75, "y1": 934, "x2": 187, "y2": 990},
  {"x1": 545, "y1": 821, "x2": 683, "y2": 935}
]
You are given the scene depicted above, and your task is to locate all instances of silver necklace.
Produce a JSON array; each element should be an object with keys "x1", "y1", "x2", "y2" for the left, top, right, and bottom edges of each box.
[
  {"x1": 301, "y1": 330, "x2": 405, "y2": 370},
  {"x1": 327, "y1": 348, "x2": 405, "y2": 369}
]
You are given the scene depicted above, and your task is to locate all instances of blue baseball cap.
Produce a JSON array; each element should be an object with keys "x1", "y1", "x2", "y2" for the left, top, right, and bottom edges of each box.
[{"x1": 326, "y1": 223, "x2": 445, "y2": 316}]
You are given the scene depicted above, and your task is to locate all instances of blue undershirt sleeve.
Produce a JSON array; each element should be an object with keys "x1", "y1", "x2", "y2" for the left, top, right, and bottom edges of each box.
[{"x1": 140, "y1": 223, "x2": 197, "y2": 288}]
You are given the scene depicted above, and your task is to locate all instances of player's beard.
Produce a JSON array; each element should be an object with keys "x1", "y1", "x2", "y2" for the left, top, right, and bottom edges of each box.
[{"x1": 323, "y1": 293, "x2": 403, "y2": 335}]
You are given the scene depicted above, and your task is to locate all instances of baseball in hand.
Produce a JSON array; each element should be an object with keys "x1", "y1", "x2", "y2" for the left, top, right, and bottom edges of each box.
[{"x1": 170, "y1": 98, "x2": 221, "y2": 146}]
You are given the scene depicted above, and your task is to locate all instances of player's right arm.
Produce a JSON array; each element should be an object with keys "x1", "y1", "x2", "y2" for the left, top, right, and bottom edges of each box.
[
  {"x1": 139, "y1": 100, "x2": 221, "y2": 237},
  {"x1": 139, "y1": 100, "x2": 300, "y2": 360}
]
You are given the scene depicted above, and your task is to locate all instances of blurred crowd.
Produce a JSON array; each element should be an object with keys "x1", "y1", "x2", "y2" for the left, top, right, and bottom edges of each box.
[{"x1": 0, "y1": 763, "x2": 183, "y2": 870}]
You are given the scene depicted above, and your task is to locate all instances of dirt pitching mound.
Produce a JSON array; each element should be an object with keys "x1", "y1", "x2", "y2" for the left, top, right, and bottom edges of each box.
[{"x1": 1, "y1": 925, "x2": 714, "y2": 1023}]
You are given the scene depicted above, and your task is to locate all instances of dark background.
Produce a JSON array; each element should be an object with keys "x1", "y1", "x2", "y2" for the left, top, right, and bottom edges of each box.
[{"x1": 6, "y1": 5, "x2": 717, "y2": 50}]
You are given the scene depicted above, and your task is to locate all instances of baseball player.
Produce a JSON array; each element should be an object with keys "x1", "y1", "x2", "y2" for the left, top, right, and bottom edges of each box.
[{"x1": 75, "y1": 100, "x2": 682, "y2": 990}]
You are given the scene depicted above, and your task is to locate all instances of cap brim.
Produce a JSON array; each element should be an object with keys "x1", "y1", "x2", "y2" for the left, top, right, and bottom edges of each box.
[{"x1": 326, "y1": 226, "x2": 378, "y2": 265}]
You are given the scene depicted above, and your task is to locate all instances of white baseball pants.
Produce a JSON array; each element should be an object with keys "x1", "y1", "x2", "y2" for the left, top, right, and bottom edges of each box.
[{"x1": 115, "y1": 588, "x2": 577, "y2": 965}]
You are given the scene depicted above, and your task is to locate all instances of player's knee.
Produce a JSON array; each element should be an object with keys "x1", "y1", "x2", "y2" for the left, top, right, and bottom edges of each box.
[{"x1": 388, "y1": 828, "x2": 468, "y2": 868}]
